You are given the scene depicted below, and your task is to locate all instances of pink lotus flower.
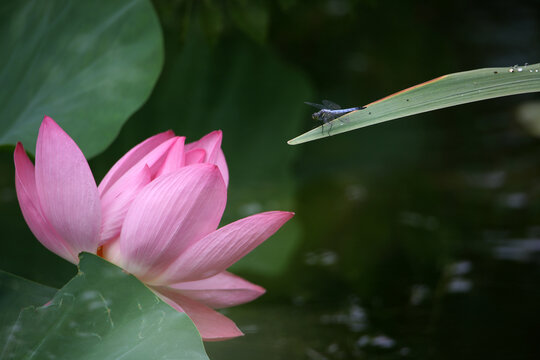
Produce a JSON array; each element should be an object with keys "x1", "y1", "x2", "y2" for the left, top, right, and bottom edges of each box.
[{"x1": 14, "y1": 116, "x2": 293, "y2": 341}]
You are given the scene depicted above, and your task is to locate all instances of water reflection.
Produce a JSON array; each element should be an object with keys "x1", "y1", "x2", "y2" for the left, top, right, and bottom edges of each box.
[
  {"x1": 399, "y1": 211, "x2": 439, "y2": 231},
  {"x1": 319, "y1": 302, "x2": 367, "y2": 332},
  {"x1": 463, "y1": 171, "x2": 506, "y2": 189},
  {"x1": 497, "y1": 192, "x2": 528, "y2": 209},
  {"x1": 410, "y1": 284, "x2": 430, "y2": 306},
  {"x1": 446, "y1": 278, "x2": 473, "y2": 294},
  {"x1": 305, "y1": 347, "x2": 329, "y2": 360},
  {"x1": 305, "y1": 250, "x2": 339, "y2": 266},
  {"x1": 492, "y1": 238, "x2": 540, "y2": 262},
  {"x1": 357, "y1": 334, "x2": 396, "y2": 349},
  {"x1": 447, "y1": 261, "x2": 472, "y2": 276}
]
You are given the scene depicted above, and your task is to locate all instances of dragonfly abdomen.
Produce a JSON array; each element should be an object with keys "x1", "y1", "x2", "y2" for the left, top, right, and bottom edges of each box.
[{"x1": 327, "y1": 107, "x2": 361, "y2": 116}]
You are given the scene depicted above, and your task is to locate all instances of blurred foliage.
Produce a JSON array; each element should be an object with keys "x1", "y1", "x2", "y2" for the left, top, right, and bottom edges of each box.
[
  {"x1": 90, "y1": 13, "x2": 311, "y2": 276},
  {"x1": 154, "y1": 0, "x2": 270, "y2": 44},
  {"x1": 0, "y1": 0, "x2": 164, "y2": 158},
  {"x1": 1, "y1": 0, "x2": 540, "y2": 359}
]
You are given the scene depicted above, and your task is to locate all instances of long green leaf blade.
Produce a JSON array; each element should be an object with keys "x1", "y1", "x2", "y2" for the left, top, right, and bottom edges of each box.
[{"x1": 288, "y1": 63, "x2": 540, "y2": 145}]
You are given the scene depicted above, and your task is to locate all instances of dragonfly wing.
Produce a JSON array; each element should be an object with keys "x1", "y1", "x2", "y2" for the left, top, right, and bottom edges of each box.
[
  {"x1": 322, "y1": 99, "x2": 341, "y2": 110},
  {"x1": 304, "y1": 101, "x2": 325, "y2": 109}
]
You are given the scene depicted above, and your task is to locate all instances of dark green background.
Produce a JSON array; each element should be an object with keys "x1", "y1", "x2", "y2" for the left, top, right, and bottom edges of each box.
[{"x1": 2, "y1": 0, "x2": 540, "y2": 359}]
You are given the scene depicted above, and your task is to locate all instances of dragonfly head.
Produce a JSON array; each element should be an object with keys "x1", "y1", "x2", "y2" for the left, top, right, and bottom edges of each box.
[{"x1": 312, "y1": 110, "x2": 323, "y2": 122}]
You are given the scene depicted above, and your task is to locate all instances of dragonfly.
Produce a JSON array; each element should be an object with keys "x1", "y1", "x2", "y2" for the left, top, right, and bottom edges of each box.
[{"x1": 304, "y1": 100, "x2": 366, "y2": 134}]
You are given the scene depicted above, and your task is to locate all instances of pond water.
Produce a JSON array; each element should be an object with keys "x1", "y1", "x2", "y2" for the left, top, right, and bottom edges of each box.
[
  {"x1": 1, "y1": 0, "x2": 539, "y2": 359},
  {"x1": 205, "y1": 97, "x2": 540, "y2": 359}
]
